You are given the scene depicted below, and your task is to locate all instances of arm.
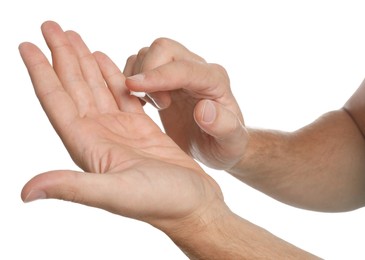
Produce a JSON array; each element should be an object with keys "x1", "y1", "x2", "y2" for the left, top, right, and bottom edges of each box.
[
  {"x1": 168, "y1": 209, "x2": 319, "y2": 259},
  {"x1": 124, "y1": 39, "x2": 365, "y2": 212},
  {"x1": 229, "y1": 108, "x2": 365, "y2": 212}
]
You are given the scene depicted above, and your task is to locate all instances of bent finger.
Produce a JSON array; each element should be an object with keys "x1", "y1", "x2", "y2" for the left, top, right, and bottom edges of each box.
[
  {"x1": 126, "y1": 61, "x2": 231, "y2": 103},
  {"x1": 139, "y1": 38, "x2": 205, "y2": 73}
]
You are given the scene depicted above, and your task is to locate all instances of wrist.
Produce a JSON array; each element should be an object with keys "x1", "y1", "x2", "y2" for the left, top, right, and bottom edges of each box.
[
  {"x1": 226, "y1": 128, "x2": 293, "y2": 178},
  {"x1": 164, "y1": 201, "x2": 318, "y2": 259},
  {"x1": 226, "y1": 128, "x2": 253, "y2": 176},
  {"x1": 161, "y1": 199, "x2": 234, "y2": 258}
]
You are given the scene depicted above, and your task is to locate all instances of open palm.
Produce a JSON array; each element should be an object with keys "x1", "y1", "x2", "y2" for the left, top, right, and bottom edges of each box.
[{"x1": 19, "y1": 21, "x2": 223, "y2": 230}]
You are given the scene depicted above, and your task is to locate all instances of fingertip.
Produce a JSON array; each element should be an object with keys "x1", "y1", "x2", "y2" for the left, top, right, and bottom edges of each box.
[
  {"x1": 20, "y1": 170, "x2": 80, "y2": 203},
  {"x1": 41, "y1": 20, "x2": 58, "y2": 28},
  {"x1": 194, "y1": 100, "x2": 216, "y2": 126},
  {"x1": 41, "y1": 21, "x2": 64, "y2": 41},
  {"x1": 93, "y1": 50, "x2": 105, "y2": 57},
  {"x1": 125, "y1": 74, "x2": 148, "y2": 92},
  {"x1": 20, "y1": 173, "x2": 48, "y2": 203},
  {"x1": 93, "y1": 51, "x2": 111, "y2": 65},
  {"x1": 64, "y1": 30, "x2": 80, "y2": 39},
  {"x1": 127, "y1": 73, "x2": 145, "y2": 83},
  {"x1": 18, "y1": 41, "x2": 34, "y2": 50},
  {"x1": 201, "y1": 100, "x2": 217, "y2": 124},
  {"x1": 18, "y1": 42, "x2": 30, "y2": 54},
  {"x1": 22, "y1": 189, "x2": 47, "y2": 203},
  {"x1": 194, "y1": 99, "x2": 245, "y2": 141},
  {"x1": 18, "y1": 42, "x2": 26, "y2": 50}
]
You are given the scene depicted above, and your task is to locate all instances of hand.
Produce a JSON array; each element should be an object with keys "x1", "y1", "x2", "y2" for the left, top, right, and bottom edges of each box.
[
  {"x1": 124, "y1": 38, "x2": 248, "y2": 170},
  {"x1": 19, "y1": 21, "x2": 225, "y2": 231}
]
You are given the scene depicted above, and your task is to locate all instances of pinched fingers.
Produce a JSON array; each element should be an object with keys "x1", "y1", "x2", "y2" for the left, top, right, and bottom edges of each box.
[{"x1": 124, "y1": 38, "x2": 206, "y2": 109}]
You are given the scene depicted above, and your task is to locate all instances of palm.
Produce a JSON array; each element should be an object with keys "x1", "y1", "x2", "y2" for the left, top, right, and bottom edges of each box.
[
  {"x1": 20, "y1": 21, "x2": 222, "y2": 228},
  {"x1": 66, "y1": 110, "x2": 177, "y2": 173}
]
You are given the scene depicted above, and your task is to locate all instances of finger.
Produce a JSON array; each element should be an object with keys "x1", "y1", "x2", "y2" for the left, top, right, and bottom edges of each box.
[
  {"x1": 126, "y1": 61, "x2": 231, "y2": 104},
  {"x1": 93, "y1": 51, "x2": 144, "y2": 113},
  {"x1": 65, "y1": 31, "x2": 118, "y2": 113},
  {"x1": 19, "y1": 42, "x2": 78, "y2": 133},
  {"x1": 41, "y1": 21, "x2": 96, "y2": 116},
  {"x1": 123, "y1": 55, "x2": 149, "y2": 107},
  {"x1": 21, "y1": 170, "x2": 137, "y2": 219},
  {"x1": 140, "y1": 38, "x2": 205, "y2": 72},
  {"x1": 123, "y1": 54, "x2": 137, "y2": 77},
  {"x1": 194, "y1": 99, "x2": 248, "y2": 147},
  {"x1": 133, "y1": 39, "x2": 204, "y2": 109},
  {"x1": 123, "y1": 54, "x2": 169, "y2": 109},
  {"x1": 132, "y1": 47, "x2": 149, "y2": 75},
  {"x1": 125, "y1": 39, "x2": 205, "y2": 110}
]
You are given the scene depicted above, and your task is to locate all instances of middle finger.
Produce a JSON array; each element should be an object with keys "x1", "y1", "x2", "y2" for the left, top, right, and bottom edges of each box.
[{"x1": 41, "y1": 21, "x2": 96, "y2": 116}]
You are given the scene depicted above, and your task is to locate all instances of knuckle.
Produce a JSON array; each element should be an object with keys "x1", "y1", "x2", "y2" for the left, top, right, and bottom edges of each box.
[
  {"x1": 137, "y1": 47, "x2": 149, "y2": 58},
  {"x1": 209, "y1": 63, "x2": 231, "y2": 89},
  {"x1": 210, "y1": 63, "x2": 229, "y2": 80},
  {"x1": 126, "y1": 54, "x2": 137, "y2": 64},
  {"x1": 150, "y1": 37, "x2": 173, "y2": 50},
  {"x1": 59, "y1": 189, "x2": 79, "y2": 203}
]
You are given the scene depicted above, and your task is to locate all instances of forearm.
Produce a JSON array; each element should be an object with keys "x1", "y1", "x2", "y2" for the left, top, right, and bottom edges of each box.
[
  {"x1": 228, "y1": 109, "x2": 365, "y2": 212},
  {"x1": 166, "y1": 207, "x2": 318, "y2": 259}
]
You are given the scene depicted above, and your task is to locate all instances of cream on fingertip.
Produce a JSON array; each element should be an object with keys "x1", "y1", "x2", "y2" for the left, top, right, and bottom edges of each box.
[{"x1": 130, "y1": 91, "x2": 146, "y2": 98}]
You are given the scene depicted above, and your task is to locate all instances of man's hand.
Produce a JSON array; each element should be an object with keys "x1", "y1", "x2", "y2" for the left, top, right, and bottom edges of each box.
[
  {"x1": 19, "y1": 21, "x2": 224, "y2": 231},
  {"x1": 124, "y1": 38, "x2": 248, "y2": 170}
]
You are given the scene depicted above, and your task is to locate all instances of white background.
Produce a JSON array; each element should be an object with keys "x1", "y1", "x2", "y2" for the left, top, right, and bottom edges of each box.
[{"x1": 1, "y1": 1, "x2": 365, "y2": 259}]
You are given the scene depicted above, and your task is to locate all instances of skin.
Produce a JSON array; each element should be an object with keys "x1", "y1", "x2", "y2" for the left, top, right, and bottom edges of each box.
[
  {"x1": 125, "y1": 38, "x2": 365, "y2": 213},
  {"x1": 122, "y1": 37, "x2": 365, "y2": 257},
  {"x1": 23, "y1": 21, "x2": 360, "y2": 258},
  {"x1": 124, "y1": 38, "x2": 249, "y2": 171},
  {"x1": 19, "y1": 21, "x2": 225, "y2": 234}
]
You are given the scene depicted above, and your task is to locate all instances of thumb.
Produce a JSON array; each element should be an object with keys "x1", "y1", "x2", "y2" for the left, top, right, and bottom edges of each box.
[
  {"x1": 21, "y1": 170, "x2": 123, "y2": 215},
  {"x1": 194, "y1": 100, "x2": 248, "y2": 146}
]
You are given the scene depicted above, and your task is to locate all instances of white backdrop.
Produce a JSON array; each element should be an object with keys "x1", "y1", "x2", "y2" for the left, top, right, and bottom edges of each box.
[{"x1": 1, "y1": 1, "x2": 365, "y2": 259}]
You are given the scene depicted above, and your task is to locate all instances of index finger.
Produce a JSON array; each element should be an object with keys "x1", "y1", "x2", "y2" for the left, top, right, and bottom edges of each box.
[{"x1": 126, "y1": 61, "x2": 231, "y2": 102}]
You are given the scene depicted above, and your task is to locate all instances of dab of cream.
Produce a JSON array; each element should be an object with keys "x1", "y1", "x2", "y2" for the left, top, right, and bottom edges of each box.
[{"x1": 130, "y1": 91, "x2": 146, "y2": 98}]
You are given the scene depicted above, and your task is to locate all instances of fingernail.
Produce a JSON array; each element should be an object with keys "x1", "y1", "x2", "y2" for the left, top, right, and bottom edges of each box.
[
  {"x1": 127, "y1": 73, "x2": 145, "y2": 82},
  {"x1": 24, "y1": 190, "x2": 47, "y2": 203},
  {"x1": 202, "y1": 100, "x2": 216, "y2": 123}
]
